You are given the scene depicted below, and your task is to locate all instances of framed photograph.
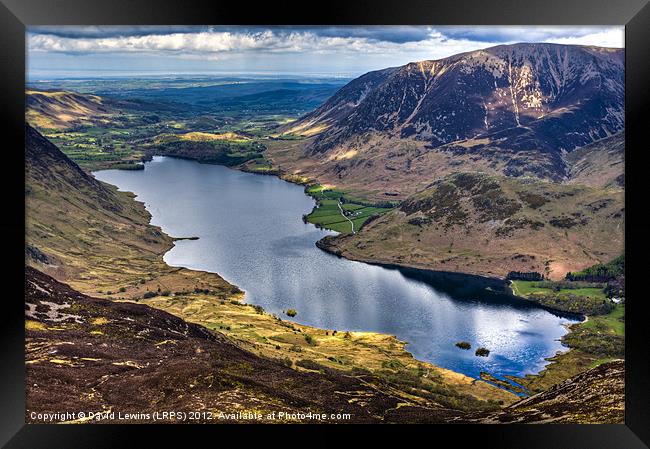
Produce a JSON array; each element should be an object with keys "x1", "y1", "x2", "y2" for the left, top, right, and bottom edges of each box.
[{"x1": 2, "y1": 0, "x2": 649, "y2": 446}]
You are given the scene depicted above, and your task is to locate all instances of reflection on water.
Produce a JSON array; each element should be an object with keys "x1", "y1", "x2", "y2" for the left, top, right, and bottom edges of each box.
[{"x1": 95, "y1": 156, "x2": 580, "y2": 380}]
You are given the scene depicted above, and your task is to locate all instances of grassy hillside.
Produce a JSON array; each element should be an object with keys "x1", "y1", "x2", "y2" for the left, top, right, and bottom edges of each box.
[
  {"x1": 317, "y1": 172, "x2": 624, "y2": 280},
  {"x1": 266, "y1": 134, "x2": 498, "y2": 201},
  {"x1": 26, "y1": 89, "x2": 116, "y2": 130},
  {"x1": 566, "y1": 133, "x2": 624, "y2": 188},
  {"x1": 25, "y1": 124, "x2": 238, "y2": 299},
  {"x1": 25, "y1": 267, "x2": 451, "y2": 423},
  {"x1": 27, "y1": 89, "x2": 167, "y2": 170}
]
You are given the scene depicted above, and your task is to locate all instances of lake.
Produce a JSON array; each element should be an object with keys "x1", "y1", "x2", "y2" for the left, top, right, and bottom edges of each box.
[{"x1": 95, "y1": 156, "x2": 580, "y2": 384}]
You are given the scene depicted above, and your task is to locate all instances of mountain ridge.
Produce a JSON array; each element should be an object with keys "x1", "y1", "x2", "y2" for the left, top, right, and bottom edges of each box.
[
  {"x1": 290, "y1": 43, "x2": 623, "y2": 152},
  {"x1": 273, "y1": 43, "x2": 623, "y2": 196}
]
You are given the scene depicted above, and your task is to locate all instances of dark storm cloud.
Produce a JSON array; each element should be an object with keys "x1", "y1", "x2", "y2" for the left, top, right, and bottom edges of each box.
[
  {"x1": 29, "y1": 26, "x2": 434, "y2": 43},
  {"x1": 29, "y1": 26, "x2": 212, "y2": 38}
]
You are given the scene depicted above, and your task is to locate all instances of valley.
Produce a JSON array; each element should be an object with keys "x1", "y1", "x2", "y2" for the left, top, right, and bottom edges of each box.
[
  {"x1": 27, "y1": 76, "x2": 346, "y2": 171},
  {"x1": 25, "y1": 41, "x2": 625, "y2": 424},
  {"x1": 94, "y1": 156, "x2": 580, "y2": 383},
  {"x1": 26, "y1": 125, "x2": 520, "y2": 421}
]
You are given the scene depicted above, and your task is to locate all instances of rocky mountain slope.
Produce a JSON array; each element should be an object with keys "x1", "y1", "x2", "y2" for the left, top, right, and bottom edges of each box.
[
  {"x1": 274, "y1": 43, "x2": 623, "y2": 198},
  {"x1": 317, "y1": 172, "x2": 624, "y2": 279}
]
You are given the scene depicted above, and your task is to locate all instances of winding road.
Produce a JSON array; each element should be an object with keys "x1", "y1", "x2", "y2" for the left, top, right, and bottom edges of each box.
[{"x1": 337, "y1": 201, "x2": 356, "y2": 234}]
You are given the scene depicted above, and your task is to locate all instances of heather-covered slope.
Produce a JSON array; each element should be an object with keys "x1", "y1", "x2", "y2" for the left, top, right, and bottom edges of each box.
[
  {"x1": 23, "y1": 267, "x2": 414, "y2": 423},
  {"x1": 480, "y1": 360, "x2": 624, "y2": 424}
]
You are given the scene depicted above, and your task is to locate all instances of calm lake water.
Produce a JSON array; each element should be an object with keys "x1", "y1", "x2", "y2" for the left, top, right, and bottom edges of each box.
[{"x1": 95, "y1": 156, "x2": 580, "y2": 383}]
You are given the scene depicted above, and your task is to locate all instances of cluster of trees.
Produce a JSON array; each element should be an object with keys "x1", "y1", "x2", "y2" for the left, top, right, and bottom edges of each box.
[
  {"x1": 565, "y1": 255, "x2": 624, "y2": 282},
  {"x1": 506, "y1": 271, "x2": 544, "y2": 281},
  {"x1": 152, "y1": 140, "x2": 265, "y2": 166},
  {"x1": 565, "y1": 255, "x2": 625, "y2": 299}
]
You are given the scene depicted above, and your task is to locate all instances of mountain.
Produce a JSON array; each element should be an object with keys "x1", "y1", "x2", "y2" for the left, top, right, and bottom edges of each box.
[
  {"x1": 274, "y1": 43, "x2": 623, "y2": 198},
  {"x1": 316, "y1": 172, "x2": 624, "y2": 280}
]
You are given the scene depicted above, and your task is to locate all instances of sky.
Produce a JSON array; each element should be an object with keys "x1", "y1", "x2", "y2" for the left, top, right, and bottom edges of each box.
[{"x1": 27, "y1": 26, "x2": 625, "y2": 79}]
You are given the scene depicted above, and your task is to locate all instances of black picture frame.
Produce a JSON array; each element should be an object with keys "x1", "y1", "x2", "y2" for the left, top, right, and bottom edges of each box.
[{"x1": 2, "y1": 0, "x2": 649, "y2": 447}]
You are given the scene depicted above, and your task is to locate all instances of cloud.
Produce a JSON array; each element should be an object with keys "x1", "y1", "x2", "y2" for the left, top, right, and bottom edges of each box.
[
  {"x1": 543, "y1": 29, "x2": 624, "y2": 48},
  {"x1": 26, "y1": 26, "x2": 624, "y2": 78},
  {"x1": 27, "y1": 26, "x2": 624, "y2": 59},
  {"x1": 27, "y1": 29, "x2": 493, "y2": 59},
  {"x1": 28, "y1": 25, "x2": 210, "y2": 38},
  {"x1": 29, "y1": 25, "x2": 437, "y2": 43}
]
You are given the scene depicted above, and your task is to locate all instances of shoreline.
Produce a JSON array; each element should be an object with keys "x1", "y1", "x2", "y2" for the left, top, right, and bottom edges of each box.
[
  {"x1": 313, "y1": 231, "x2": 594, "y2": 392},
  {"x1": 112, "y1": 154, "x2": 581, "y2": 392},
  {"x1": 315, "y1": 235, "x2": 586, "y2": 319},
  {"x1": 93, "y1": 156, "x2": 520, "y2": 402}
]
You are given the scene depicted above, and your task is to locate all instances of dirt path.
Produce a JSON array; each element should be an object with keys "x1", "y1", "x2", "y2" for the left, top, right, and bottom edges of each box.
[{"x1": 338, "y1": 201, "x2": 356, "y2": 234}]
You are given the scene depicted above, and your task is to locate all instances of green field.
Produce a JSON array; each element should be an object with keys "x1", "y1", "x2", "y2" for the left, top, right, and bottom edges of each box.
[
  {"x1": 511, "y1": 280, "x2": 607, "y2": 301},
  {"x1": 304, "y1": 184, "x2": 393, "y2": 234},
  {"x1": 581, "y1": 303, "x2": 625, "y2": 336},
  {"x1": 510, "y1": 279, "x2": 612, "y2": 315}
]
